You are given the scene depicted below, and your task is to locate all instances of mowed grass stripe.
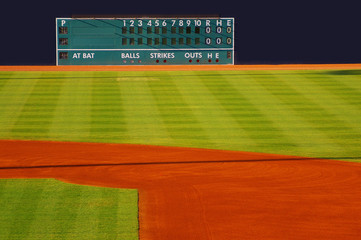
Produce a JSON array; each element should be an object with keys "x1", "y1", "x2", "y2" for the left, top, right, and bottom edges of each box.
[
  {"x1": 60, "y1": 182, "x2": 138, "y2": 240},
  {"x1": 68, "y1": 185, "x2": 104, "y2": 239},
  {"x1": 273, "y1": 71, "x2": 361, "y2": 148},
  {"x1": 113, "y1": 189, "x2": 139, "y2": 240},
  {"x1": 0, "y1": 72, "x2": 12, "y2": 91},
  {"x1": 225, "y1": 71, "x2": 314, "y2": 155},
  {"x1": 339, "y1": 73, "x2": 361, "y2": 92},
  {"x1": 147, "y1": 71, "x2": 212, "y2": 144},
  {"x1": 290, "y1": 72, "x2": 361, "y2": 156},
  {"x1": 70, "y1": 183, "x2": 138, "y2": 240},
  {"x1": 53, "y1": 182, "x2": 88, "y2": 239},
  {"x1": 25, "y1": 179, "x2": 68, "y2": 239},
  {"x1": 96, "y1": 188, "x2": 122, "y2": 240},
  {"x1": 173, "y1": 71, "x2": 255, "y2": 150},
  {"x1": 48, "y1": 72, "x2": 92, "y2": 141},
  {"x1": 91, "y1": 72, "x2": 128, "y2": 142},
  {"x1": 303, "y1": 72, "x2": 361, "y2": 111},
  {"x1": 0, "y1": 179, "x2": 138, "y2": 240},
  {"x1": 0, "y1": 72, "x2": 39, "y2": 138},
  {"x1": 10, "y1": 73, "x2": 65, "y2": 139},
  {"x1": 0, "y1": 179, "x2": 25, "y2": 239},
  {"x1": 197, "y1": 72, "x2": 294, "y2": 149},
  {"x1": 0, "y1": 179, "x2": 44, "y2": 240},
  {"x1": 288, "y1": 72, "x2": 361, "y2": 130},
  {"x1": 327, "y1": 74, "x2": 361, "y2": 106},
  {"x1": 253, "y1": 72, "x2": 348, "y2": 156},
  {"x1": 117, "y1": 72, "x2": 171, "y2": 145}
]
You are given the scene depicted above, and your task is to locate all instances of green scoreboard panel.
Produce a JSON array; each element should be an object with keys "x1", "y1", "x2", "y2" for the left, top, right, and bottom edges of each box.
[{"x1": 56, "y1": 17, "x2": 234, "y2": 65}]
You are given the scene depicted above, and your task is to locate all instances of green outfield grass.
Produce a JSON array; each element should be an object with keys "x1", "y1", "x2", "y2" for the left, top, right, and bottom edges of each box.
[
  {"x1": 0, "y1": 69, "x2": 360, "y2": 160},
  {"x1": 0, "y1": 179, "x2": 138, "y2": 240}
]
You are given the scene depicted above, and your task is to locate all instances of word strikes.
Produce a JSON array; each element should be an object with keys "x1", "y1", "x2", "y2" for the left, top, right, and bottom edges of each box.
[{"x1": 150, "y1": 53, "x2": 175, "y2": 59}]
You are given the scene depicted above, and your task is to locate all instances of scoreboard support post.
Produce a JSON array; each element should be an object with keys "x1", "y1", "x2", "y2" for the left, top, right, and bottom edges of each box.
[{"x1": 56, "y1": 17, "x2": 235, "y2": 65}]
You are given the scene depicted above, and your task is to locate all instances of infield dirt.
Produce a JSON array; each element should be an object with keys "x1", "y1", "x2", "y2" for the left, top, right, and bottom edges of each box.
[{"x1": 1, "y1": 140, "x2": 360, "y2": 240}]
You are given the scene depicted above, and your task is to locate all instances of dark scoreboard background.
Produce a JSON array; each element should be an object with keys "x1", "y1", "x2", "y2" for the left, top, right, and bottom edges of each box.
[
  {"x1": 56, "y1": 17, "x2": 234, "y2": 65},
  {"x1": 1, "y1": 1, "x2": 360, "y2": 65}
]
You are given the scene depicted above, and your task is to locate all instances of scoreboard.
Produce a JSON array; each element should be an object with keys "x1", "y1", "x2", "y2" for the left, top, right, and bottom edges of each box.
[{"x1": 56, "y1": 17, "x2": 234, "y2": 65}]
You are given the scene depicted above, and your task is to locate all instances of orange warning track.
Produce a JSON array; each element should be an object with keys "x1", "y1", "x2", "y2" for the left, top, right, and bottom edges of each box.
[
  {"x1": 1, "y1": 63, "x2": 361, "y2": 71},
  {"x1": 0, "y1": 140, "x2": 360, "y2": 240}
]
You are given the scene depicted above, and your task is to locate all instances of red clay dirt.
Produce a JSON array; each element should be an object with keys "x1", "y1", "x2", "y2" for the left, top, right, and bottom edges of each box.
[{"x1": 0, "y1": 140, "x2": 361, "y2": 239}]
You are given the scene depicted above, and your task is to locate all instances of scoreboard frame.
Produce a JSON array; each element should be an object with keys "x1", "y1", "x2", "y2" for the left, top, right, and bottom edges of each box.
[{"x1": 56, "y1": 17, "x2": 235, "y2": 65}]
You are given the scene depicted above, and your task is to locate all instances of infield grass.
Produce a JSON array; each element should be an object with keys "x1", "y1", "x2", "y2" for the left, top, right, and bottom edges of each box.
[
  {"x1": 0, "y1": 179, "x2": 138, "y2": 240},
  {"x1": 0, "y1": 69, "x2": 360, "y2": 161}
]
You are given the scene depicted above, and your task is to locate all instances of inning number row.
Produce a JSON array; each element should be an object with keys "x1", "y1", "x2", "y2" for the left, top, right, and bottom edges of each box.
[{"x1": 121, "y1": 19, "x2": 233, "y2": 28}]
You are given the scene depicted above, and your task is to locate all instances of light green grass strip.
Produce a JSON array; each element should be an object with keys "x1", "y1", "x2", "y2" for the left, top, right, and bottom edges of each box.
[
  {"x1": 90, "y1": 72, "x2": 128, "y2": 142},
  {"x1": 10, "y1": 73, "x2": 65, "y2": 139},
  {"x1": 173, "y1": 71, "x2": 255, "y2": 150},
  {"x1": 249, "y1": 72, "x2": 348, "y2": 156},
  {"x1": 197, "y1": 71, "x2": 296, "y2": 151},
  {"x1": 48, "y1": 72, "x2": 92, "y2": 141},
  {"x1": 279, "y1": 72, "x2": 361, "y2": 156},
  {"x1": 146, "y1": 71, "x2": 213, "y2": 146},
  {"x1": 0, "y1": 72, "x2": 39, "y2": 138},
  {"x1": 0, "y1": 179, "x2": 138, "y2": 240},
  {"x1": 117, "y1": 72, "x2": 171, "y2": 145},
  {"x1": 225, "y1": 72, "x2": 309, "y2": 155}
]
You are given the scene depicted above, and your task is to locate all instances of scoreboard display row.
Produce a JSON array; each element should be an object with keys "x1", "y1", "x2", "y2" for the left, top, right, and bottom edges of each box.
[{"x1": 56, "y1": 17, "x2": 235, "y2": 65}]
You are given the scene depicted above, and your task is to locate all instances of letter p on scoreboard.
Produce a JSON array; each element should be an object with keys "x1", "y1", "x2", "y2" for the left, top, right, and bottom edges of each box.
[{"x1": 56, "y1": 16, "x2": 235, "y2": 65}]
